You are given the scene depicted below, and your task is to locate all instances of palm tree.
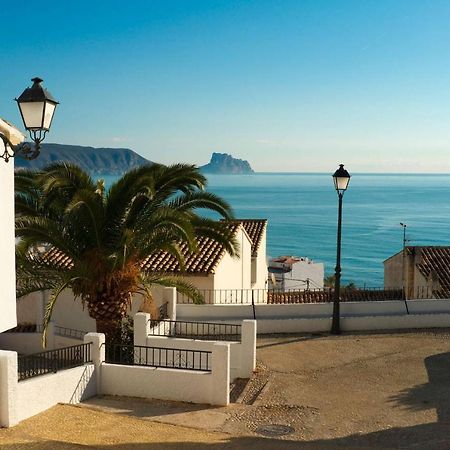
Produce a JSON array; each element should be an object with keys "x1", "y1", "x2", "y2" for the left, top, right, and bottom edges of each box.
[{"x1": 15, "y1": 162, "x2": 239, "y2": 343}]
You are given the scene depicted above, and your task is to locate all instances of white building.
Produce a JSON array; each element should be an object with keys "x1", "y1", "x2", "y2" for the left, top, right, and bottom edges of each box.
[
  {"x1": 0, "y1": 156, "x2": 16, "y2": 333},
  {"x1": 268, "y1": 255, "x2": 324, "y2": 291},
  {"x1": 0, "y1": 120, "x2": 23, "y2": 333},
  {"x1": 15, "y1": 219, "x2": 268, "y2": 328},
  {"x1": 141, "y1": 219, "x2": 268, "y2": 303}
]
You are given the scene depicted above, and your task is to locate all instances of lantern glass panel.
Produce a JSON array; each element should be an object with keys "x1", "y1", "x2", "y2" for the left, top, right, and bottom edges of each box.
[
  {"x1": 43, "y1": 102, "x2": 56, "y2": 129},
  {"x1": 19, "y1": 102, "x2": 45, "y2": 130},
  {"x1": 334, "y1": 176, "x2": 350, "y2": 191}
]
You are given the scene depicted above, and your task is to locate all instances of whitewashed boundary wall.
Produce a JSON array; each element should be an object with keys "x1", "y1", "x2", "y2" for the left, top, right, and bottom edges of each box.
[
  {"x1": 16, "y1": 286, "x2": 176, "y2": 337},
  {"x1": 177, "y1": 299, "x2": 450, "y2": 333},
  {"x1": 101, "y1": 341, "x2": 230, "y2": 406},
  {"x1": 0, "y1": 332, "x2": 99, "y2": 428},
  {"x1": 134, "y1": 312, "x2": 256, "y2": 379}
]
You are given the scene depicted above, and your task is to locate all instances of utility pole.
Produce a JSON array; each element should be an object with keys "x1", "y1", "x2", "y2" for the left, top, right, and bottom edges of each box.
[{"x1": 400, "y1": 223, "x2": 409, "y2": 314}]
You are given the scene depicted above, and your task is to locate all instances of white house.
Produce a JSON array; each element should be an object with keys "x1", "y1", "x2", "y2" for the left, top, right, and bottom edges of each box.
[
  {"x1": 14, "y1": 219, "x2": 268, "y2": 329},
  {"x1": 142, "y1": 219, "x2": 268, "y2": 303},
  {"x1": 268, "y1": 255, "x2": 324, "y2": 291},
  {"x1": 384, "y1": 246, "x2": 450, "y2": 299}
]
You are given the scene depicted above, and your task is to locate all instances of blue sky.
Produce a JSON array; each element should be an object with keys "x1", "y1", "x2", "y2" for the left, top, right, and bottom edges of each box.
[{"x1": 2, "y1": 0, "x2": 450, "y2": 172}]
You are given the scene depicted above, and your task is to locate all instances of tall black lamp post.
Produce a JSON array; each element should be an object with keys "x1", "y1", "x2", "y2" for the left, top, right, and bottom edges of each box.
[
  {"x1": 331, "y1": 164, "x2": 351, "y2": 335},
  {"x1": 0, "y1": 77, "x2": 58, "y2": 162}
]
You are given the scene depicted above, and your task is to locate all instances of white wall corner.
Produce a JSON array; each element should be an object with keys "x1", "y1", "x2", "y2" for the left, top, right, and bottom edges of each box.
[
  {"x1": 134, "y1": 313, "x2": 151, "y2": 347},
  {"x1": 211, "y1": 342, "x2": 230, "y2": 406},
  {"x1": 84, "y1": 332, "x2": 105, "y2": 395},
  {"x1": 163, "y1": 287, "x2": 177, "y2": 321},
  {"x1": 241, "y1": 320, "x2": 257, "y2": 377},
  {"x1": 0, "y1": 350, "x2": 18, "y2": 427}
]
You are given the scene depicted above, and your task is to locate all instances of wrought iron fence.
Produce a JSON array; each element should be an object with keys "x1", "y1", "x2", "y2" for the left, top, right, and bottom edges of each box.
[
  {"x1": 407, "y1": 285, "x2": 450, "y2": 299},
  {"x1": 158, "y1": 302, "x2": 169, "y2": 319},
  {"x1": 54, "y1": 325, "x2": 88, "y2": 340},
  {"x1": 176, "y1": 287, "x2": 416, "y2": 305},
  {"x1": 267, "y1": 288, "x2": 404, "y2": 304},
  {"x1": 105, "y1": 343, "x2": 211, "y2": 372},
  {"x1": 149, "y1": 319, "x2": 241, "y2": 342},
  {"x1": 177, "y1": 289, "x2": 268, "y2": 305},
  {"x1": 18, "y1": 343, "x2": 92, "y2": 381}
]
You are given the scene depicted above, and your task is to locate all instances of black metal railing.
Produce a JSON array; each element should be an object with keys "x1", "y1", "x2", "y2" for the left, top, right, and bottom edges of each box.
[
  {"x1": 54, "y1": 325, "x2": 88, "y2": 340},
  {"x1": 149, "y1": 319, "x2": 242, "y2": 342},
  {"x1": 158, "y1": 302, "x2": 169, "y2": 319},
  {"x1": 177, "y1": 289, "x2": 269, "y2": 305},
  {"x1": 267, "y1": 288, "x2": 404, "y2": 304},
  {"x1": 176, "y1": 287, "x2": 413, "y2": 304},
  {"x1": 105, "y1": 343, "x2": 211, "y2": 372},
  {"x1": 18, "y1": 343, "x2": 92, "y2": 381},
  {"x1": 407, "y1": 285, "x2": 450, "y2": 300}
]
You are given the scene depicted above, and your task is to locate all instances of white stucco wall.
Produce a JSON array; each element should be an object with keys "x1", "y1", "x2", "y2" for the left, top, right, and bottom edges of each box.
[
  {"x1": 253, "y1": 227, "x2": 268, "y2": 290},
  {"x1": 16, "y1": 288, "x2": 158, "y2": 332},
  {"x1": 177, "y1": 300, "x2": 450, "y2": 334},
  {"x1": 214, "y1": 227, "x2": 252, "y2": 292},
  {"x1": 0, "y1": 160, "x2": 16, "y2": 333},
  {"x1": 16, "y1": 364, "x2": 96, "y2": 422},
  {"x1": 101, "y1": 341, "x2": 230, "y2": 406},
  {"x1": 16, "y1": 292, "x2": 43, "y2": 325},
  {"x1": 0, "y1": 333, "x2": 44, "y2": 355},
  {"x1": 270, "y1": 259, "x2": 324, "y2": 291},
  {"x1": 145, "y1": 322, "x2": 256, "y2": 379},
  {"x1": 384, "y1": 252, "x2": 404, "y2": 289},
  {"x1": 135, "y1": 313, "x2": 256, "y2": 379}
]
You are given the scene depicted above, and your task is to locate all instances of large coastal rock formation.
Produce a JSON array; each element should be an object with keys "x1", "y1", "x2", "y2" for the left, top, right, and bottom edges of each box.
[
  {"x1": 14, "y1": 143, "x2": 151, "y2": 174},
  {"x1": 200, "y1": 152, "x2": 254, "y2": 174}
]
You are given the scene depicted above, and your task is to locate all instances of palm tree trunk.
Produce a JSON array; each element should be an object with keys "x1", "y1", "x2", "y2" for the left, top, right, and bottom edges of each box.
[{"x1": 96, "y1": 318, "x2": 122, "y2": 344}]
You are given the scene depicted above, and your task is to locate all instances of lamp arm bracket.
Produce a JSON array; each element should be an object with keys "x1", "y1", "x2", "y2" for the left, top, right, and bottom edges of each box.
[{"x1": 0, "y1": 132, "x2": 42, "y2": 162}]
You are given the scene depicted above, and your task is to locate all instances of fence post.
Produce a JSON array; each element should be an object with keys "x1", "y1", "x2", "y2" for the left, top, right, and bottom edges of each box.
[
  {"x1": 84, "y1": 333, "x2": 105, "y2": 395},
  {"x1": 163, "y1": 287, "x2": 177, "y2": 321},
  {"x1": 134, "y1": 312, "x2": 150, "y2": 347},
  {"x1": 0, "y1": 350, "x2": 18, "y2": 427},
  {"x1": 211, "y1": 342, "x2": 230, "y2": 406},
  {"x1": 241, "y1": 320, "x2": 257, "y2": 378}
]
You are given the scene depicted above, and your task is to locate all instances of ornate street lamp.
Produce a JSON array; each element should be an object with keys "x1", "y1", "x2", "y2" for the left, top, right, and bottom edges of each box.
[
  {"x1": 0, "y1": 77, "x2": 59, "y2": 162},
  {"x1": 331, "y1": 164, "x2": 351, "y2": 335}
]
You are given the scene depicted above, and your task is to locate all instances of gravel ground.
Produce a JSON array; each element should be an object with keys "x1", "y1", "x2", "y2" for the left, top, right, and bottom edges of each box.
[{"x1": 3, "y1": 329, "x2": 450, "y2": 449}]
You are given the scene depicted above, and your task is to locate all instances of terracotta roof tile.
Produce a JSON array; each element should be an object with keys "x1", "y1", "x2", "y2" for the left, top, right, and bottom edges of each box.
[
  {"x1": 38, "y1": 219, "x2": 266, "y2": 276},
  {"x1": 412, "y1": 246, "x2": 450, "y2": 295},
  {"x1": 223, "y1": 219, "x2": 267, "y2": 256},
  {"x1": 141, "y1": 221, "x2": 241, "y2": 275}
]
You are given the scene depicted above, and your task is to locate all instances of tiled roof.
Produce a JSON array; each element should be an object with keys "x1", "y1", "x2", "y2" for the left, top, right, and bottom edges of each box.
[
  {"x1": 38, "y1": 219, "x2": 266, "y2": 276},
  {"x1": 225, "y1": 219, "x2": 267, "y2": 256},
  {"x1": 41, "y1": 247, "x2": 74, "y2": 269},
  {"x1": 413, "y1": 246, "x2": 450, "y2": 290},
  {"x1": 141, "y1": 222, "x2": 241, "y2": 275}
]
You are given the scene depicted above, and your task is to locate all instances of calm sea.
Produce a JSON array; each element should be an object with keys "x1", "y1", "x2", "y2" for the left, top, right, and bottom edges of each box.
[{"x1": 101, "y1": 173, "x2": 450, "y2": 287}]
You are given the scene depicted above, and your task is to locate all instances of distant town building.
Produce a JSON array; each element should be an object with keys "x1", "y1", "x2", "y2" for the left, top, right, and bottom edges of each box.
[
  {"x1": 268, "y1": 256, "x2": 324, "y2": 291},
  {"x1": 384, "y1": 246, "x2": 450, "y2": 298}
]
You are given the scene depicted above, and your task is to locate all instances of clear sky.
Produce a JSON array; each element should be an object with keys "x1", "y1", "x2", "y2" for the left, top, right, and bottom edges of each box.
[{"x1": 2, "y1": 0, "x2": 450, "y2": 172}]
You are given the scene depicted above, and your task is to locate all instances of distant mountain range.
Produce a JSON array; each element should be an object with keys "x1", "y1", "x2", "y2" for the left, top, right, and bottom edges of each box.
[
  {"x1": 14, "y1": 144, "x2": 254, "y2": 175},
  {"x1": 14, "y1": 143, "x2": 152, "y2": 174}
]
